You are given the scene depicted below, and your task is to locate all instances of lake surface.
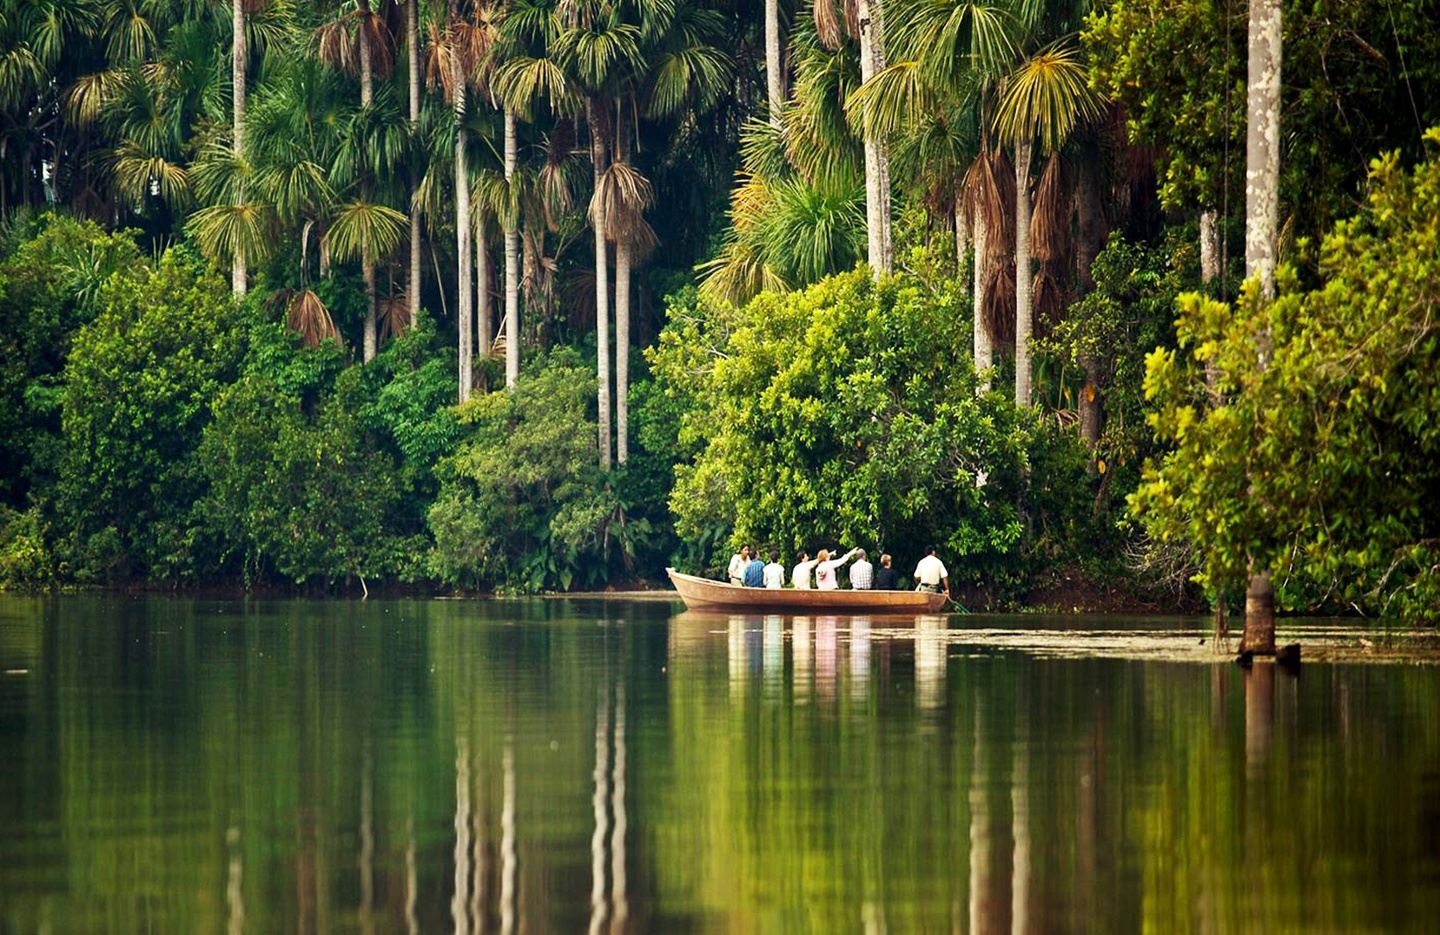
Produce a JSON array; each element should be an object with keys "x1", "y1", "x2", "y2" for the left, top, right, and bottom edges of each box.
[{"x1": 1, "y1": 596, "x2": 1438, "y2": 933}]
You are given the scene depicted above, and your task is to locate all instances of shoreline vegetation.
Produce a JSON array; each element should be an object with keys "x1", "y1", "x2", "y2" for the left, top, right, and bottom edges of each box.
[{"x1": 1, "y1": 1, "x2": 1437, "y2": 626}]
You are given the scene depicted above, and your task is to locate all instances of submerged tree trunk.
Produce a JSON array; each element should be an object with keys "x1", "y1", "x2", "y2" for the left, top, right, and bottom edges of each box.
[
  {"x1": 972, "y1": 213, "x2": 991, "y2": 392},
  {"x1": 857, "y1": 0, "x2": 892, "y2": 276},
  {"x1": 504, "y1": 108, "x2": 520, "y2": 388},
  {"x1": 454, "y1": 63, "x2": 473, "y2": 400},
  {"x1": 765, "y1": 0, "x2": 784, "y2": 128},
  {"x1": 589, "y1": 100, "x2": 612, "y2": 470},
  {"x1": 1241, "y1": 0, "x2": 1282, "y2": 654},
  {"x1": 408, "y1": 0, "x2": 421, "y2": 326},
  {"x1": 232, "y1": 0, "x2": 247, "y2": 297},
  {"x1": 1013, "y1": 138, "x2": 1033, "y2": 407}
]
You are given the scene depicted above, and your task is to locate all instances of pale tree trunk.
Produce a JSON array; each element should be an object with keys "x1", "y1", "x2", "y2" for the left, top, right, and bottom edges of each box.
[
  {"x1": 1014, "y1": 138, "x2": 1033, "y2": 407},
  {"x1": 360, "y1": 28, "x2": 378, "y2": 362},
  {"x1": 477, "y1": 211, "x2": 491, "y2": 356},
  {"x1": 1241, "y1": 0, "x2": 1282, "y2": 655},
  {"x1": 1075, "y1": 167, "x2": 1104, "y2": 448},
  {"x1": 765, "y1": 0, "x2": 783, "y2": 128},
  {"x1": 232, "y1": 0, "x2": 247, "y2": 297},
  {"x1": 615, "y1": 239, "x2": 631, "y2": 464},
  {"x1": 408, "y1": 0, "x2": 421, "y2": 326},
  {"x1": 954, "y1": 202, "x2": 969, "y2": 276},
  {"x1": 589, "y1": 101, "x2": 612, "y2": 470},
  {"x1": 856, "y1": 0, "x2": 892, "y2": 275},
  {"x1": 454, "y1": 68, "x2": 473, "y2": 400},
  {"x1": 972, "y1": 212, "x2": 991, "y2": 392},
  {"x1": 504, "y1": 108, "x2": 520, "y2": 388},
  {"x1": 1200, "y1": 207, "x2": 1226, "y2": 635}
]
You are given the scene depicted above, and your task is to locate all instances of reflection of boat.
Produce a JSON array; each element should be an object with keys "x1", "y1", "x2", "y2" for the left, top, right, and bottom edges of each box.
[{"x1": 666, "y1": 568, "x2": 949, "y2": 613}]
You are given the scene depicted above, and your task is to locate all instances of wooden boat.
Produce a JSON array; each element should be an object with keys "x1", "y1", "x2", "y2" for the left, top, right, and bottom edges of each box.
[{"x1": 666, "y1": 568, "x2": 949, "y2": 613}]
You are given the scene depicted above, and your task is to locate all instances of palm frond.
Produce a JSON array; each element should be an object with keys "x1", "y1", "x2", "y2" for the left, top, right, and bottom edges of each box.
[
  {"x1": 994, "y1": 43, "x2": 1104, "y2": 153},
  {"x1": 185, "y1": 201, "x2": 278, "y2": 265},
  {"x1": 284, "y1": 288, "x2": 342, "y2": 348},
  {"x1": 326, "y1": 200, "x2": 407, "y2": 263},
  {"x1": 1030, "y1": 150, "x2": 1068, "y2": 264}
]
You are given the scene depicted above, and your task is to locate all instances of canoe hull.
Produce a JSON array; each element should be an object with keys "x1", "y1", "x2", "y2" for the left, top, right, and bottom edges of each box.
[{"x1": 666, "y1": 568, "x2": 949, "y2": 613}]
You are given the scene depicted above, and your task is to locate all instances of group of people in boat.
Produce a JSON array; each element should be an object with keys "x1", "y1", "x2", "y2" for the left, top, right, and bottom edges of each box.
[{"x1": 725, "y1": 544, "x2": 950, "y2": 594}]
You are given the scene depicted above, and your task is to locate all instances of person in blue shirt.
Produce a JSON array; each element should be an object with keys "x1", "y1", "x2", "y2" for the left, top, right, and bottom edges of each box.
[{"x1": 742, "y1": 546, "x2": 765, "y2": 587}]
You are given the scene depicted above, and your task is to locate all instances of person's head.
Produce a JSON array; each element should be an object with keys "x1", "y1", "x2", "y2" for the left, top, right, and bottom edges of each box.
[
  {"x1": 925, "y1": 544, "x2": 937, "y2": 556},
  {"x1": 740, "y1": 545, "x2": 750, "y2": 559},
  {"x1": 750, "y1": 546, "x2": 760, "y2": 560},
  {"x1": 797, "y1": 550, "x2": 809, "y2": 563},
  {"x1": 881, "y1": 553, "x2": 892, "y2": 568},
  {"x1": 856, "y1": 548, "x2": 867, "y2": 561},
  {"x1": 770, "y1": 550, "x2": 779, "y2": 563},
  {"x1": 817, "y1": 549, "x2": 831, "y2": 563}
]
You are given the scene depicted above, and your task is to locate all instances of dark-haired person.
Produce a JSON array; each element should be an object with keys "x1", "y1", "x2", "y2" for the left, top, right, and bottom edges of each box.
[
  {"x1": 913, "y1": 545, "x2": 949, "y2": 594},
  {"x1": 743, "y1": 547, "x2": 765, "y2": 587},
  {"x1": 873, "y1": 554, "x2": 898, "y2": 590},
  {"x1": 727, "y1": 545, "x2": 750, "y2": 586},
  {"x1": 763, "y1": 551, "x2": 785, "y2": 589}
]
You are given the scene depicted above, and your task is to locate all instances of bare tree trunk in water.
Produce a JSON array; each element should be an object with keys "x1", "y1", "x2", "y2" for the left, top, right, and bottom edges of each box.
[
  {"x1": 1013, "y1": 138, "x2": 1034, "y2": 407},
  {"x1": 1241, "y1": 0, "x2": 1282, "y2": 654},
  {"x1": 232, "y1": 0, "x2": 247, "y2": 297},
  {"x1": 504, "y1": 108, "x2": 521, "y2": 387},
  {"x1": 973, "y1": 213, "x2": 991, "y2": 392},
  {"x1": 360, "y1": 26, "x2": 378, "y2": 362},
  {"x1": 857, "y1": 0, "x2": 891, "y2": 275},
  {"x1": 454, "y1": 58, "x2": 473, "y2": 400},
  {"x1": 765, "y1": 0, "x2": 784, "y2": 129},
  {"x1": 408, "y1": 0, "x2": 421, "y2": 326},
  {"x1": 589, "y1": 100, "x2": 612, "y2": 470}
]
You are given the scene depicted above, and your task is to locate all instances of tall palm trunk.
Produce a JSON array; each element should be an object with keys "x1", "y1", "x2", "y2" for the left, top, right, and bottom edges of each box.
[
  {"x1": 1241, "y1": 0, "x2": 1282, "y2": 654},
  {"x1": 454, "y1": 52, "x2": 473, "y2": 401},
  {"x1": 407, "y1": 0, "x2": 421, "y2": 327},
  {"x1": 232, "y1": 0, "x2": 247, "y2": 297},
  {"x1": 589, "y1": 100, "x2": 612, "y2": 470},
  {"x1": 477, "y1": 211, "x2": 491, "y2": 356},
  {"x1": 765, "y1": 0, "x2": 783, "y2": 128},
  {"x1": 615, "y1": 238, "x2": 631, "y2": 464},
  {"x1": 856, "y1": 0, "x2": 891, "y2": 275},
  {"x1": 1013, "y1": 138, "x2": 1033, "y2": 407},
  {"x1": 360, "y1": 22, "x2": 378, "y2": 362},
  {"x1": 1075, "y1": 167, "x2": 1104, "y2": 447},
  {"x1": 972, "y1": 213, "x2": 991, "y2": 392},
  {"x1": 503, "y1": 108, "x2": 520, "y2": 388}
]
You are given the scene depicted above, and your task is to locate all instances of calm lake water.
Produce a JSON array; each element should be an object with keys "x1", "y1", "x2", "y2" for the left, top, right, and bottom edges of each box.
[{"x1": 1, "y1": 596, "x2": 1438, "y2": 933}]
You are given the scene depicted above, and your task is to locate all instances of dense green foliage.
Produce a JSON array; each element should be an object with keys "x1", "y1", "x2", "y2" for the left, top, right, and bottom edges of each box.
[
  {"x1": 651, "y1": 270, "x2": 1097, "y2": 594},
  {"x1": 1133, "y1": 136, "x2": 1440, "y2": 621}
]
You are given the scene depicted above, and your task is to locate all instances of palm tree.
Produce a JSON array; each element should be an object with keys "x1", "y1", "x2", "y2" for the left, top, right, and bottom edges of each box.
[
  {"x1": 407, "y1": 0, "x2": 422, "y2": 326},
  {"x1": 1240, "y1": 0, "x2": 1282, "y2": 656},
  {"x1": 233, "y1": 0, "x2": 248, "y2": 296},
  {"x1": 765, "y1": 0, "x2": 784, "y2": 128}
]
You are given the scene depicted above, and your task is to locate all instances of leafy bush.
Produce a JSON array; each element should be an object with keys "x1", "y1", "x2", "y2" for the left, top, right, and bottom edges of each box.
[
  {"x1": 0, "y1": 507, "x2": 54, "y2": 587},
  {"x1": 648, "y1": 269, "x2": 1094, "y2": 592},
  {"x1": 1133, "y1": 132, "x2": 1440, "y2": 621},
  {"x1": 429, "y1": 349, "x2": 631, "y2": 592}
]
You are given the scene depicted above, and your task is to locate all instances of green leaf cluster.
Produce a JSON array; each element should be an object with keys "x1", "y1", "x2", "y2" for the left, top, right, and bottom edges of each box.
[{"x1": 1132, "y1": 132, "x2": 1440, "y2": 621}]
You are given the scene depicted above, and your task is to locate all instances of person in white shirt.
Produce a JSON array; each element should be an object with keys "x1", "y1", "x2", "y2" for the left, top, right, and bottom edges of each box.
[
  {"x1": 849, "y1": 549, "x2": 874, "y2": 589},
  {"x1": 913, "y1": 545, "x2": 949, "y2": 594},
  {"x1": 727, "y1": 546, "x2": 749, "y2": 586},
  {"x1": 791, "y1": 551, "x2": 819, "y2": 589},
  {"x1": 814, "y1": 547, "x2": 859, "y2": 590},
  {"x1": 763, "y1": 551, "x2": 785, "y2": 589}
]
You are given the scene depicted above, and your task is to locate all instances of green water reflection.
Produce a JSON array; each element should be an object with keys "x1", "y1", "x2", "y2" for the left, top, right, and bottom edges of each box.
[{"x1": 1, "y1": 597, "x2": 1437, "y2": 933}]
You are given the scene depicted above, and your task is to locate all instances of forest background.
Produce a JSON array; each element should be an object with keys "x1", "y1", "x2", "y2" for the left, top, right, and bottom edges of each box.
[{"x1": 1, "y1": 0, "x2": 1437, "y2": 621}]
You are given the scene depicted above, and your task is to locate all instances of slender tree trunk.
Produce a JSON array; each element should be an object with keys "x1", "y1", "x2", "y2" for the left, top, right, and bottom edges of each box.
[
  {"x1": 408, "y1": 0, "x2": 422, "y2": 326},
  {"x1": 589, "y1": 100, "x2": 612, "y2": 470},
  {"x1": 1200, "y1": 208, "x2": 1226, "y2": 635},
  {"x1": 1076, "y1": 167, "x2": 1104, "y2": 448},
  {"x1": 455, "y1": 65, "x2": 473, "y2": 400},
  {"x1": 232, "y1": 0, "x2": 247, "y2": 297},
  {"x1": 615, "y1": 239, "x2": 631, "y2": 464},
  {"x1": 477, "y1": 211, "x2": 491, "y2": 356},
  {"x1": 972, "y1": 213, "x2": 991, "y2": 392},
  {"x1": 504, "y1": 108, "x2": 521, "y2": 388},
  {"x1": 1241, "y1": 0, "x2": 1282, "y2": 655},
  {"x1": 1014, "y1": 138, "x2": 1033, "y2": 407},
  {"x1": 360, "y1": 26, "x2": 378, "y2": 362},
  {"x1": 954, "y1": 202, "x2": 969, "y2": 276},
  {"x1": 765, "y1": 0, "x2": 784, "y2": 128},
  {"x1": 856, "y1": 0, "x2": 892, "y2": 275}
]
